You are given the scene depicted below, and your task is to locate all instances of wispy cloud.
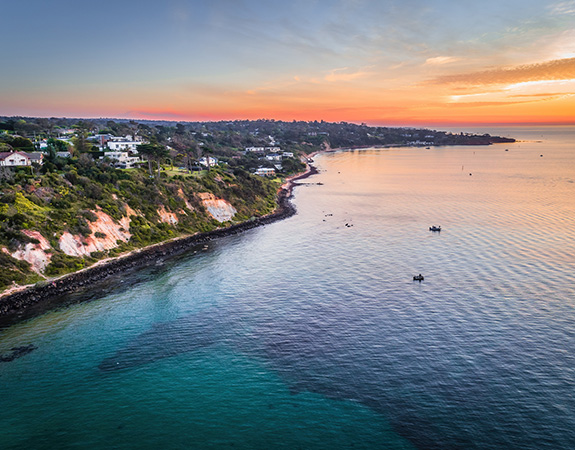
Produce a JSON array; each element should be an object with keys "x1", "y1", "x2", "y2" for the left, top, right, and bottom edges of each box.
[
  {"x1": 424, "y1": 56, "x2": 460, "y2": 66},
  {"x1": 448, "y1": 100, "x2": 541, "y2": 108},
  {"x1": 507, "y1": 92, "x2": 571, "y2": 97},
  {"x1": 448, "y1": 77, "x2": 575, "y2": 106},
  {"x1": 426, "y1": 57, "x2": 575, "y2": 86},
  {"x1": 549, "y1": 0, "x2": 575, "y2": 14},
  {"x1": 324, "y1": 67, "x2": 371, "y2": 82}
]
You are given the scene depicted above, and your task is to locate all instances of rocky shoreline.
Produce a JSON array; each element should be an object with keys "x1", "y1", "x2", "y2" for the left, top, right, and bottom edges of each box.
[{"x1": 0, "y1": 165, "x2": 318, "y2": 322}]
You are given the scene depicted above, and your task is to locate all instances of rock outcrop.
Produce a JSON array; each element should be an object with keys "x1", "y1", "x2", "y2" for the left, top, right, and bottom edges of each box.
[
  {"x1": 198, "y1": 193, "x2": 237, "y2": 223},
  {"x1": 59, "y1": 210, "x2": 131, "y2": 257},
  {"x1": 10, "y1": 230, "x2": 52, "y2": 274},
  {"x1": 158, "y1": 206, "x2": 178, "y2": 224}
]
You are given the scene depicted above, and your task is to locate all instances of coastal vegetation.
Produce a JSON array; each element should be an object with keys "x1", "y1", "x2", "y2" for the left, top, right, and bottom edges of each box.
[{"x1": 0, "y1": 117, "x2": 514, "y2": 293}]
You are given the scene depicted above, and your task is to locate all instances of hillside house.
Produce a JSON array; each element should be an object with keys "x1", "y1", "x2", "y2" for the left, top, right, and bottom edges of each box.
[
  {"x1": 265, "y1": 153, "x2": 282, "y2": 162},
  {"x1": 199, "y1": 156, "x2": 218, "y2": 167},
  {"x1": 28, "y1": 153, "x2": 44, "y2": 165},
  {"x1": 245, "y1": 146, "x2": 265, "y2": 153},
  {"x1": 106, "y1": 140, "x2": 142, "y2": 152},
  {"x1": 254, "y1": 167, "x2": 275, "y2": 177},
  {"x1": 102, "y1": 151, "x2": 140, "y2": 168},
  {"x1": 0, "y1": 151, "x2": 43, "y2": 166}
]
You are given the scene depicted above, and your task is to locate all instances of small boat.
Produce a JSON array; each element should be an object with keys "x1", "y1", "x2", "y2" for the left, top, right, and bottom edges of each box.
[
  {"x1": 429, "y1": 225, "x2": 441, "y2": 232},
  {"x1": 413, "y1": 274, "x2": 424, "y2": 281}
]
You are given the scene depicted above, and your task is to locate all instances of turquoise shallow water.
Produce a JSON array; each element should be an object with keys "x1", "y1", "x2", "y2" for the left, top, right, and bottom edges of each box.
[{"x1": 1, "y1": 126, "x2": 574, "y2": 449}]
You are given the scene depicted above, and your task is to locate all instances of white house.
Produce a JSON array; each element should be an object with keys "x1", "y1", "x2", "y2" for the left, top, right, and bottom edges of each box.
[
  {"x1": 265, "y1": 153, "x2": 282, "y2": 162},
  {"x1": 106, "y1": 140, "x2": 142, "y2": 152},
  {"x1": 254, "y1": 167, "x2": 275, "y2": 177},
  {"x1": 0, "y1": 152, "x2": 33, "y2": 166},
  {"x1": 282, "y1": 152, "x2": 294, "y2": 158},
  {"x1": 103, "y1": 151, "x2": 140, "y2": 168},
  {"x1": 199, "y1": 156, "x2": 218, "y2": 167}
]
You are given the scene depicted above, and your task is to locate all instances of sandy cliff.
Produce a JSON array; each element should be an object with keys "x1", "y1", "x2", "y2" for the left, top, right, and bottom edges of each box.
[{"x1": 198, "y1": 193, "x2": 237, "y2": 223}]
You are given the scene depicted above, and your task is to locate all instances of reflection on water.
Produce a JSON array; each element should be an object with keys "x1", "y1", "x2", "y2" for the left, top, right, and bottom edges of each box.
[{"x1": 1, "y1": 127, "x2": 574, "y2": 449}]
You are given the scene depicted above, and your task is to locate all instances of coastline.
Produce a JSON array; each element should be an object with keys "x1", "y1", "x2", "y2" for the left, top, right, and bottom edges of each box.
[
  {"x1": 0, "y1": 163, "x2": 318, "y2": 322},
  {"x1": 0, "y1": 136, "x2": 510, "y2": 322}
]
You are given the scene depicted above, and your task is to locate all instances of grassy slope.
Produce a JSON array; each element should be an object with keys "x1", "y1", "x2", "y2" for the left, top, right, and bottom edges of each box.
[{"x1": 0, "y1": 163, "x2": 278, "y2": 292}]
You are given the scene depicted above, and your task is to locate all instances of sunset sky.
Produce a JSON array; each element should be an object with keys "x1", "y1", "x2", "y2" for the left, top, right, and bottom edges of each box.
[{"x1": 1, "y1": 0, "x2": 574, "y2": 126}]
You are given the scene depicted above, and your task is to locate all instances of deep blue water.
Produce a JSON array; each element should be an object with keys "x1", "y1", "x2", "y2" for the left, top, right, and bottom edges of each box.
[{"x1": 1, "y1": 126, "x2": 574, "y2": 449}]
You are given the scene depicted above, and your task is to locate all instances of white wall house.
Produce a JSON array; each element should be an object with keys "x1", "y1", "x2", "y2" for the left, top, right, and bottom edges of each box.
[
  {"x1": 245, "y1": 146, "x2": 265, "y2": 153},
  {"x1": 199, "y1": 156, "x2": 218, "y2": 167},
  {"x1": 0, "y1": 152, "x2": 31, "y2": 166},
  {"x1": 265, "y1": 154, "x2": 282, "y2": 162},
  {"x1": 103, "y1": 151, "x2": 140, "y2": 168},
  {"x1": 254, "y1": 167, "x2": 275, "y2": 177},
  {"x1": 106, "y1": 140, "x2": 141, "y2": 152}
]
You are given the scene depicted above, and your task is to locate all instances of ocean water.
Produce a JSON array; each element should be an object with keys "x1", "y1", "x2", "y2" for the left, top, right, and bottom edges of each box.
[{"x1": 1, "y1": 126, "x2": 574, "y2": 449}]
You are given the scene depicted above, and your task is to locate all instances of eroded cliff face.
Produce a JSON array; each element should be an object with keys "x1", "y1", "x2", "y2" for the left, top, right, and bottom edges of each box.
[
  {"x1": 59, "y1": 210, "x2": 132, "y2": 257},
  {"x1": 10, "y1": 230, "x2": 52, "y2": 274},
  {"x1": 177, "y1": 188, "x2": 195, "y2": 211},
  {"x1": 5, "y1": 194, "x2": 235, "y2": 276},
  {"x1": 158, "y1": 206, "x2": 178, "y2": 224},
  {"x1": 198, "y1": 193, "x2": 237, "y2": 223}
]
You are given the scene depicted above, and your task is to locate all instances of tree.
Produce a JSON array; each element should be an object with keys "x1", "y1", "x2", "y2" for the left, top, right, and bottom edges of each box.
[
  {"x1": 175, "y1": 123, "x2": 186, "y2": 135},
  {"x1": 137, "y1": 143, "x2": 169, "y2": 178},
  {"x1": 45, "y1": 138, "x2": 70, "y2": 163},
  {"x1": 72, "y1": 122, "x2": 91, "y2": 153}
]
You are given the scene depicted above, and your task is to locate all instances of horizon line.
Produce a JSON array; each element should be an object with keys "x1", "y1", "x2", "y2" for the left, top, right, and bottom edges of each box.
[{"x1": 1, "y1": 114, "x2": 574, "y2": 129}]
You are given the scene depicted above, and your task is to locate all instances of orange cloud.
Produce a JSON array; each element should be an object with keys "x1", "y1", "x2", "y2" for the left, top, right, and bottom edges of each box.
[
  {"x1": 507, "y1": 92, "x2": 569, "y2": 97},
  {"x1": 426, "y1": 57, "x2": 575, "y2": 86}
]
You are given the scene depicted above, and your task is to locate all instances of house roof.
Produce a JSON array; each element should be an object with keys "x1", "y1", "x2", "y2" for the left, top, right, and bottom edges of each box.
[{"x1": 0, "y1": 151, "x2": 30, "y2": 160}]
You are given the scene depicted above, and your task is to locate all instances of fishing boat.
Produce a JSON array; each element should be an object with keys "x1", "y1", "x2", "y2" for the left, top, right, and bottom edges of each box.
[
  {"x1": 413, "y1": 274, "x2": 424, "y2": 281},
  {"x1": 429, "y1": 225, "x2": 441, "y2": 232}
]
